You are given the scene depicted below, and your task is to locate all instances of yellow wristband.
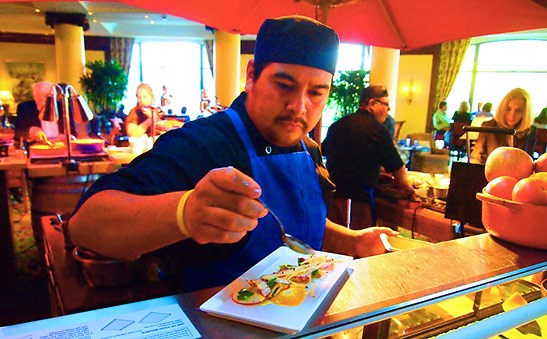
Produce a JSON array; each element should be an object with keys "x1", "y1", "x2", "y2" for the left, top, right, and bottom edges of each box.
[{"x1": 176, "y1": 189, "x2": 194, "y2": 238}]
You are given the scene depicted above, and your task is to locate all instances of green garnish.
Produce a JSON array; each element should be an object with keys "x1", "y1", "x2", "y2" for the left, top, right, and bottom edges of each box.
[
  {"x1": 298, "y1": 258, "x2": 305, "y2": 265},
  {"x1": 279, "y1": 264, "x2": 291, "y2": 270},
  {"x1": 267, "y1": 277, "x2": 278, "y2": 289},
  {"x1": 312, "y1": 269, "x2": 319, "y2": 277},
  {"x1": 237, "y1": 289, "x2": 255, "y2": 301}
]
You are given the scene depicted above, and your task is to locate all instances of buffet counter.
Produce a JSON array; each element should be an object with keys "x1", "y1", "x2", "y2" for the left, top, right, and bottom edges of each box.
[
  {"x1": 3, "y1": 215, "x2": 545, "y2": 338},
  {"x1": 0, "y1": 146, "x2": 139, "y2": 284},
  {"x1": 27, "y1": 145, "x2": 137, "y2": 178}
]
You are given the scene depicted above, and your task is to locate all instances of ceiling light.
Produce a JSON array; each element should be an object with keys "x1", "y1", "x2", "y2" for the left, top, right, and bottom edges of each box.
[
  {"x1": 92, "y1": 19, "x2": 97, "y2": 23},
  {"x1": 150, "y1": 20, "x2": 155, "y2": 25},
  {"x1": 144, "y1": 14, "x2": 149, "y2": 19},
  {"x1": 88, "y1": 11, "x2": 93, "y2": 16},
  {"x1": 35, "y1": 8, "x2": 40, "y2": 13}
]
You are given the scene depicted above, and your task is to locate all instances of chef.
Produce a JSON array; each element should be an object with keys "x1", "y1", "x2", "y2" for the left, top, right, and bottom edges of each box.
[{"x1": 69, "y1": 16, "x2": 397, "y2": 293}]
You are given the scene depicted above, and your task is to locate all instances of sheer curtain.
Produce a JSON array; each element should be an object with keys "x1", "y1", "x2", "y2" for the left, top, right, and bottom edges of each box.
[
  {"x1": 110, "y1": 37, "x2": 135, "y2": 74},
  {"x1": 432, "y1": 39, "x2": 471, "y2": 120},
  {"x1": 204, "y1": 39, "x2": 214, "y2": 79}
]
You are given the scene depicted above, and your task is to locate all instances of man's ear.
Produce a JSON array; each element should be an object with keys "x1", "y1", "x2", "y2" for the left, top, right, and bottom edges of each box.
[{"x1": 245, "y1": 59, "x2": 255, "y2": 93}]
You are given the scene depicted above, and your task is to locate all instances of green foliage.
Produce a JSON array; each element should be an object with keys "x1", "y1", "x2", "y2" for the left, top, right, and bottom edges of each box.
[
  {"x1": 79, "y1": 60, "x2": 128, "y2": 115},
  {"x1": 328, "y1": 70, "x2": 369, "y2": 120}
]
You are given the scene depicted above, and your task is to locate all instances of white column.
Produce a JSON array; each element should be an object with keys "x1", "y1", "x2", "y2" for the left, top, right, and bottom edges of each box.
[
  {"x1": 370, "y1": 46, "x2": 400, "y2": 114},
  {"x1": 214, "y1": 30, "x2": 240, "y2": 107},
  {"x1": 53, "y1": 23, "x2": 86, "y2": 95}
]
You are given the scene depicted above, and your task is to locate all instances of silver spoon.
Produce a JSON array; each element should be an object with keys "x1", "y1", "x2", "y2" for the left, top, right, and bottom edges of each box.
[{"x1": 258, "y1": 197, "x2": 315, "y2": 255}]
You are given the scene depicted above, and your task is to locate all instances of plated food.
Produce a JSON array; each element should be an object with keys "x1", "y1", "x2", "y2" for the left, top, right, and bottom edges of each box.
[
  {"x1": 29, "y1": 142, "x2": 66, "y2": 157},
  {"x1": 156, "y1": 119, "x2": 183, "y2": 132},
  {"x1": 200, "y1": 247, "x2": 352, "y2": 334},
  {"x1": 232, "y1": 255, "x2": 336, "y2": 307}
]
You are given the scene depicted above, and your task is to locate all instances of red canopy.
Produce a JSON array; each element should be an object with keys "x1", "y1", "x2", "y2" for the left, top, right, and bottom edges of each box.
[{"x1": 119, "y1": 0, "x2": 547, "y2": 50}]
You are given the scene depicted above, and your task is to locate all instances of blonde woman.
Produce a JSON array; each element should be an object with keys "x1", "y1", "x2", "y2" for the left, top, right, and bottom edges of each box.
[
  {"x1": 470, "y1": 88, "x2": 537, "y2": 164},
  {"x1": 452, "y1": 101, "x2": 471, "y2": 124},
  {"x1": 126, "y1": 83, "x2": 163, "y2": 137}
]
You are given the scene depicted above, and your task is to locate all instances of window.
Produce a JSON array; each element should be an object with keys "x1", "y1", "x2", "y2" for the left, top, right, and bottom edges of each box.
[
  {"x1": 446, "y1": 40, "x2": 547, "y2": 119},
  {"x1": 321, "y1": 43, "x2": 371, "y2": 141},
  {"x1": 123, "y1": 41, "x2": 369, "y2": 130},
  {"x1": 122, "y1": 41, "x2": 214, "y2": 119}
]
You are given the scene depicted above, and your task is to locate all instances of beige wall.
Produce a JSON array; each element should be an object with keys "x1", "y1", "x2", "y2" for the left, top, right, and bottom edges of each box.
[
  {"x1": 395, "y1": 54, "x2": 433, "y2": 141},
  {"x1": 0, "y1": 41, "x2": 104, "y2": 112},
  {"x1": 240, "y1": 54, "x2": 253, "y2": 93}
]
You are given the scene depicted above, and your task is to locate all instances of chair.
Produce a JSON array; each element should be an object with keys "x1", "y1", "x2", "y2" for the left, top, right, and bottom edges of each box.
[
  {"x1": 406, "y1": 132, "x2": 432, "y2": 149},
  {"x1": 534, "y1": 128, "x2": 547, "y2": 158},
  {"x1": 449, "y1": 122, "x2": 470, "y2": 160}
]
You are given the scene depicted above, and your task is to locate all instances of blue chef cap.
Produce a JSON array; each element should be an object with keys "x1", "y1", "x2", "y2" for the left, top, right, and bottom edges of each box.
[{"x1": 254, "y1": 16, "x2": 340, "y2": 75}]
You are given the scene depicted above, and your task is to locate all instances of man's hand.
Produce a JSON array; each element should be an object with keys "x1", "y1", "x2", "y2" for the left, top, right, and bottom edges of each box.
[
  {"x1": 35, "y1": 130, "x2": 50, "y2": 144},
  {"x1": 353, "y1": 227, "x2": 399, "y2": 257},
  {"x1": 398, "y1": 183, "x2": 417, "y2": 201},
  {"x1": 184, "y1": 167, "x2": 267, "y2": 244},
  {"x1": 143, "y1": 107, "x2": 161, "y2": 122}
]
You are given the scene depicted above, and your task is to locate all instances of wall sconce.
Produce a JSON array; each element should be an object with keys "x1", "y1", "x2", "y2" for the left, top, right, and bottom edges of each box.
[
  {"x1": 402, "y1": 79, "x2": 417, "y2": 105},
  {"x1": 0, "y1": 89, "x2": 14, "y2": 110}
]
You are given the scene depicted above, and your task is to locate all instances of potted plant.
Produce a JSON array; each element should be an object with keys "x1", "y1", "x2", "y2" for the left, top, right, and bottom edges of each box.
[
  {"x1": 328, "y1": 70, "x2": 369, "y2": 121},
  {"x1": 79, "y1": 60, "x2": 128, "y2": 134}
]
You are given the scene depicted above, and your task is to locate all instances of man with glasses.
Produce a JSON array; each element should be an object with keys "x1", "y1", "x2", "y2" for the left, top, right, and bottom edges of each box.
[{"x1": 323, "y1": 85, "x2": 415, "y2": 229}]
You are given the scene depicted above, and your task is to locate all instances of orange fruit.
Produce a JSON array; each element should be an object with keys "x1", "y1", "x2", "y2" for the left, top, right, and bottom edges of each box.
[
  {"x1": 512, "y1": 177, "x2": 547, "y2": 205},
  {"x1": 485, "y1": 147, "x2": 534, "y2": 182},
  {"x1": 535, "y1": 153, "x2": 547, "y2": 173},
  {"x1": 484, "y1": 176, "x2": 518, "y2": 200}
]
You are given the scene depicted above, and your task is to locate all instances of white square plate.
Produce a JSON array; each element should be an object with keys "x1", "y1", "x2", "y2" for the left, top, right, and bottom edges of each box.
[{"x1": 199, "y1": 246, "x2": 352, "y2": 334}]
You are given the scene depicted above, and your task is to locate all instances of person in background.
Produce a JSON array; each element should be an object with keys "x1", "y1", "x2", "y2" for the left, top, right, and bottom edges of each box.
[
  {"x1": 382, "y1": 114, "x2": 395, "y2": 141},
  {"x1": 534, "y1": 106, "x2": 547, "y2": 128},
  {"x1": 125, "y1": 83, "x2": 164, "y2": 138},
  {"x1": 475, "y1": 102, "x2": 494, "y2": 120},
  {"x1": 470, "y1": 88, "x2": 537, "y2": 164},
  {"x1": 68, "y1": 16, "x2": 397, "y2": 294},
  {"x1": 199, "y1": 89, "x2": 211, "y2": 113},
  {"x1": 470, "y1": 102, "x2": 483, "y2": 120},
  {"x1": 322, "y1": 85, "x2": 415, "y2": 230},
  {"x1": 432, "y1": 101, "x2": 451, "y2": 146},
  {"x1": 453, "y1": 101, "x2": 471, "y2": 124},
  {"x1": 160, "y1": 85, "x2": 173, "y2": 108},
  {"x1": 14, "y1": 81, "x2": 77, "y2": 147},
  {"x1": 466, "y1": 102, "x2": 495, "y2": 141}
]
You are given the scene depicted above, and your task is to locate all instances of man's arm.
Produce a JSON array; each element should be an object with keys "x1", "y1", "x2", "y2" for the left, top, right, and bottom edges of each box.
[
  {"x1": 392, "y1": 165, "x2": 416, "y2": 199},
  {"x1": 322, "y1": 218, "x2": 398, "y2": 257},
  {"x1": 69, "y1": 190, "x2": 185, "y2": 259},
  {"x1": 69, "y1": 167, "x2": 267, "y2": 259}
]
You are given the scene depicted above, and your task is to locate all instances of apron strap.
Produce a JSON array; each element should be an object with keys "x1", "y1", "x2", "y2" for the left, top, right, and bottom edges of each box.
[{"x1": 225, "y1": 108, "x2": 257, "y2": 158}]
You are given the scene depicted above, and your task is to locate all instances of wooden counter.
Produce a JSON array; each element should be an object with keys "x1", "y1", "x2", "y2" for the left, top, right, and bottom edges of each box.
[
  {"x1": 375, "y1": 197, "x2": 485, "y2": 243},
  {"x1": 41, "y1": 216, "x2": 169, "y2": 316},
  {"x1": 26, "y1": 150, "x2": 136, "y2": 178},
  {"x1": 376, "y1": 197, "x2": 455, "y2": 242},
  {"x1": 0, "y1": 147, "x2": 138, "y2": 284},
  {"x1": 5, "y1": 216, "x2": 544, "y2": 338}
]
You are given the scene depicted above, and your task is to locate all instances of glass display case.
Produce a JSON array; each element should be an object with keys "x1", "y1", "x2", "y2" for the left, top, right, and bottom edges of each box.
[{"x1": 289, "y1": 266, "x2": 547, "y2": 339}]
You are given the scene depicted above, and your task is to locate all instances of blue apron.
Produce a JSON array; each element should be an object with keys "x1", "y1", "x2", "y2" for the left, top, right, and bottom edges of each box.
[{"x1": 182, "y1": 108, "x2": 326, "y2": 291}]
